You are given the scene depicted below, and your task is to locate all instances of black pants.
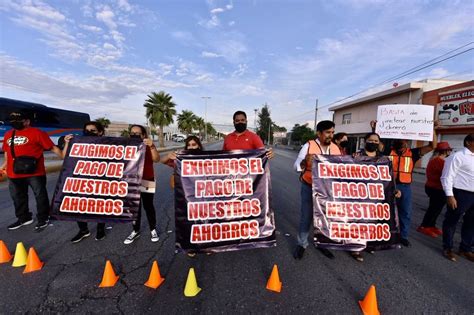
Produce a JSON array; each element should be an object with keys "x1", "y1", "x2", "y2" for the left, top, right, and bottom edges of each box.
[
  {"x1": 442, "y1": 188, "x2": 474, "y2": 252},
  {"x1": 77, "y1": 221, "x2": 105, "y2": 233},
  {"x1": 421, "y1": 186, "x2": 446, "y2": 227},
  {"x1": 133, "y1": 192, "x2": 157, "y2": 232},
  {"x1": 9, "y1": 175, "x2": 49, "y2": 223}
]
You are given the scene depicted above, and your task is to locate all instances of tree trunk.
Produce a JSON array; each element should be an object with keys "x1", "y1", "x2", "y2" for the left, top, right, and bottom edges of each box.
[{"x1": 158, "y1": 125, "x2": 165, "y2": 147}]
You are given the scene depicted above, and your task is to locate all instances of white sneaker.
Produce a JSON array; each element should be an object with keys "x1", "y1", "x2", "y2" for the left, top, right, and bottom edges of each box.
[
  {"x1": 151, "y1": 229, "x2": 159, "y2": 242},
  {"x1": 124, "y1": 230, "x2": 140, "y2": 245}
]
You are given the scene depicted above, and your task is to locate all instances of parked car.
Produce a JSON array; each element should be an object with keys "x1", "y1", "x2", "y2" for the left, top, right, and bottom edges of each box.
[{"x1": 174, "y1": 134, "x2": 186, "y2": 142}]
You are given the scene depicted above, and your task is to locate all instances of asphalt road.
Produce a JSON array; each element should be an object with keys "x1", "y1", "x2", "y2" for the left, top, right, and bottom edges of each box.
[{"x1": 0, "y1": 143, "x2": 472, "y2": 314}]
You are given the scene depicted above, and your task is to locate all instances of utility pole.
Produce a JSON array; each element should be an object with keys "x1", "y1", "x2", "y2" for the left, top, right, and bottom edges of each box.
[
  {"x1": 254, "y1": 108, "x2": 258, "y2": 130},
  {"x1": 201, "y1": 96, "x2": 211, "y2": 142},
  {"x1": 314, "y1": 99, "x2": 319, "y2": 132}
]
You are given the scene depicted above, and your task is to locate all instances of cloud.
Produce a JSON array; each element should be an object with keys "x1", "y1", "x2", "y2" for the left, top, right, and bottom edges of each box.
[
  {"x1": 229, "y1": 21, "x2": 235, "y2": 26},
  {"x1": 201, "y1": 51, "x2": 222, "y2": 58},
  {"x1": 199, "y1": 14, "x2": 220, "y2": 29},
  {"x1": 117, "y1": 0, "x2": 133, "y2": 12},
  {"x1": 79, "y1": 24, "x2": 102, "y2": 33},
  {"x1": 96, "y1": 6, "x2": 117, "y2": 30},
  {"x1": 210, "y1": 8, "x2": 224, "y2": 14},
  {"x1": 232, "y1": 64, "x2": 248, "y2": 77}
]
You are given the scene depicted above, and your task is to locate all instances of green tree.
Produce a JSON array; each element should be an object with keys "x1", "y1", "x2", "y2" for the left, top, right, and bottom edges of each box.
[
  {"x1": 144, "y1": 91, "x2": 177, "y2": 147},
  {"x1": 290, "y1": 123, "x2": 314, "y2": 144},
  {"x1": 256, "y1": 104, "x2": 273, "y2": 144},
  {"x1": 206, "y1": 122, "x2": 217, "y2": 138},
  {"x1": 195, "y1": 116, "x2": 205, "y2": 139},
  {"x1": 95, "y1": 117, "x2": 111, "y2": 129},
  {"x1": 177, "y1": 110, "x2": 197, "y2": 135},
  {"x1": 120, "y1": 128, "x2": 130, "y2": 137}
]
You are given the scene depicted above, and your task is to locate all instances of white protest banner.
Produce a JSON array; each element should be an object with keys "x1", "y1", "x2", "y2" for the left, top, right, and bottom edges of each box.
[{"x1": 376, "y1": 104, "x2": 434, "y2": 141}]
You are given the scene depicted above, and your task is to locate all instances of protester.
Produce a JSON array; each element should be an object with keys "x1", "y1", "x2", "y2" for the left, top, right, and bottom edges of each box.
[
  {"x1": 417, "y1": 142, "x2": 452, "y2": 238},
  {"x1": 1, "y1": 111, "x2": 64, "y2": 231},
  {"x1": 222, "y1": 111, "x2": 274, "y2": 159},
  {"x1": 63, "y1": 121, "x2": 108, "y2": 243},
  {"x1": 440, "y1": 134, "x2": 474, "y2": 262},
  {"x1": 352, "y1": 132, "x2": 402, "y2": 261},
  {"x1": 333, "y1": 132, "x2": 349, "y2": 155},
  {"x1": 123, "y1": 125, "x2": 161, "y2": 245},
  {"x1": 161, "y1": 135, "x2": 204, "y2": 257},
  {"x1": 370, "y1": 120, "x2": 437, "y2": 247},
  {"x1": 293, "y1": 120, "x2": 341, "y2": 260}
]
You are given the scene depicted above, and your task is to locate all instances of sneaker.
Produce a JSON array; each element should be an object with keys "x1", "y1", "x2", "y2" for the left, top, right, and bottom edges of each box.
[
  {"x1": 123, "y1": 230, "x2": 140, "y2": 244},
  {"x1": 416, "y1": 226, "x2": 437, "y2": 238},
  {"x1": 350, "y1": 251, "x2": 364, "y2": 262},
  {"x1": 458, "y1": 251, "x2": 474, "y2": 262},
  {"x1": 71, "y1": 230, "x2": 91, "y2": 243},
  {"x1": 293, "y1": 245, "x2": 305, "y2": 260},
  {"x1": 187, "y1": 252, "x2": 197, "y2": 257},
  {"x1": 95, "y1": 228, "x2": 106, "y2": 241},
  {"x1": 431, "y1": 227, "x2": 443, "y2": 236},
  {"x1": 400, "y1": 238, "x2": 412, "y2": 247},
  {"x1": 34, "y1": 221, "x2": 49, "y2": 232},
  {"x1": 443, "y1": 249, "x2": 457, "y2": 262},
  {"x1": 8, "y1": 219, "x2": 34, "y2": 230},
  {"x1": 150, "y1": 229, "x2": 159, "y2": 243}
]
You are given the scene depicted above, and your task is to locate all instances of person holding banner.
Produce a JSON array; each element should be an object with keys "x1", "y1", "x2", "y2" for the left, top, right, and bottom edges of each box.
[
  {"x1": 1, "y1": 111, "x2": 65, "y2": 231},
  {"x1": 370, "y1": 120, "x2": 437, "y2": 247},
  {"x1": 293, "y1": 120, "x2": 341, "y2": 260},
  {"x1": 63, "y1": 121, "x2": 108, "y2": 243},
  {"x1": 417, "y1": 142, "x2": 452, "y2": 238},
  {"x1": 123, "y1": 125, "x2": 161, "y2": 244},
  {"x1": 440, "y1": 134, "x2": 474, "y2": 262},
  {"x1": 222, "y1": 111, "x2": 274, "y2": 159}
]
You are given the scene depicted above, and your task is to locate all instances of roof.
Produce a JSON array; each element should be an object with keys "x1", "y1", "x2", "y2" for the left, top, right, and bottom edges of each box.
[{"x1": 328, "y1": 82, "x2": 424, "y2": 111}]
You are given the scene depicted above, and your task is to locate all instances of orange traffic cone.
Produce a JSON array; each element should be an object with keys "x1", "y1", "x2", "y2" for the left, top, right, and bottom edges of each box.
[
  {"x1": 99, "y1": 260, "x2": 119, "y2": 287},
  {"x1": 144, "y1": 261, "x2": 165, "y2": 289},
  {"x1": 0, "y1": 240, "x2": 12, "y2": 263},
  {"x1": 266, "y1": 264, "x2": 282, "y2": 293},
  {"x1": 23, "y1": 247, "x2": 44, "y2": 273},
  {"x1": 359, "y1": 285, "x2": 380, "y2": 315}
]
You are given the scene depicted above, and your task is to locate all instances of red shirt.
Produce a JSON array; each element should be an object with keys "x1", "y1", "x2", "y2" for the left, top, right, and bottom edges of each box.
[
  {"x1": 142, "y1": 147, "x2": 155, "y2": 181},
  {"x1": 2, "y1": 127, "x2": 55, "y2": 178},
  {"x1": 223, "y1": 130, "x2": 264, "y2": 150},
  {"x1": 425, "y1": 156, "x2": 445, "y2": 190}
]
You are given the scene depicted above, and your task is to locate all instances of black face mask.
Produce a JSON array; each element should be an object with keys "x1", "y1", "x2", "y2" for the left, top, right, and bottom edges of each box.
[
  {"x1": 11, "y1": 121, "x2": 25, "y2": 130},
  {"x1": 365, "y1": 142, "x2": 378, "y2": 153},
  {"x1": 83, "y1": 131, "x2": 99, "y2": 136},
  {"x1": 130, "y1": 134, "x2": 141, "y2": 139},
  {"x1": 339, "y1": 141, "x2": 349, "y2": 148},
  {"x1": 186, "y1": 148, "x2": 201, "y2": 152},
  {"x1": 234, "y1": 123, "x2": 247, "y2": 133}
]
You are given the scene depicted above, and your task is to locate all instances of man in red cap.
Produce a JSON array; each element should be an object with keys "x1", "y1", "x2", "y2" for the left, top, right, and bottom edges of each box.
[{"x1": 417, "y1": 142, "x2": 452, "y2": 237}]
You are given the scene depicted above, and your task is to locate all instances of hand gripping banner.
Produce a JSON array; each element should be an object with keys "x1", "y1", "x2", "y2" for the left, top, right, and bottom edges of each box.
[
  {"x1": 312, "y1": 155, "x2": 400, "y2": 251},
  {"x1": 175, "y1": 149, "x2": 276, "y2": 253},
  {"x1": 50, "y1": 136, "x2": 145, "y2": 222}
]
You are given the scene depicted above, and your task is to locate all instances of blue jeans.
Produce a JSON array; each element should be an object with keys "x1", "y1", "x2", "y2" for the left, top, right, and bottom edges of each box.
[
  {"x1": 8, "y1": 175, "x2": 50, "y2": 223},
  {"x1": 297, "y1": 183, "x2": 313, "y2": 248},
  {"x1": 442, "y1": 188, "x2": 474, "y2": 252},
  {"x1": 396, "y1": 184, "x2": 412, "y2": 239}
]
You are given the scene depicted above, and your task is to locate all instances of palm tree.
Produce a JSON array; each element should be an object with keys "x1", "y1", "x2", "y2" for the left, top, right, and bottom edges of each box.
[
  {"x1": 144, "y1": 91, "x2": 177, "y2": 147},
  {"x1": 206, "y1": 122, "x2": 217, "y2": 138},
  {"x1": 195, "y1": 116, "x2": 205, "y2": 139},
  {"x1": 120, "y1": 129, "x2": 130, "y2": 137},
  {"x1": 95, "y1": 117, "x2": 111, "y2": 129},
  {"x1": 177, "y1": 110, "x2": 197, "y2": 135}
]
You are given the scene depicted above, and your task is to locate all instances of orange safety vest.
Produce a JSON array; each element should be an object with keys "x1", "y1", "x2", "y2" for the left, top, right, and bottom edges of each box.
[
  {"x1": 301, "y1": 140, "x2": 341, "y2": 185},
  {"x1": 388, "y1": 149, "x2": 414, "y2": 184}
]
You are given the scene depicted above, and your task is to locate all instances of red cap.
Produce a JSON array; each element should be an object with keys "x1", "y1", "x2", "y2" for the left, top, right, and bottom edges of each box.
[{"x1": 436, "y1": 142, "x2": 452, "y2": 151}]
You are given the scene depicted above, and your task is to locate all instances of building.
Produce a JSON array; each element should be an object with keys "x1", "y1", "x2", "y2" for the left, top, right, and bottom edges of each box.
[
  {"x1": 329, "y1": 79, "x2": 467, "y2": 168},
  {"x1": 423, "y1": 80, "x2": 474, "y2": 149}
]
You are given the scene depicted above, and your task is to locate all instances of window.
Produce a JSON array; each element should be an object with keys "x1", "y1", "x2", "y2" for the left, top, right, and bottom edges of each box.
[{"x1": 342, "y1": 113, "x2": 351, "y2": 125}]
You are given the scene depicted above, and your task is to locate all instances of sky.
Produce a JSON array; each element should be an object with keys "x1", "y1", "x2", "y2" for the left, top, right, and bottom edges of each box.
[{"x1": 1, "y1": 0, "x2": 473, "y2": 131}]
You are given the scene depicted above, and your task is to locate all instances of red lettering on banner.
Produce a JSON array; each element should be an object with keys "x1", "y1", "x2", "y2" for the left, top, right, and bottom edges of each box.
[
  {"x1": 326, "y1": 201, "x2": 390, "y2": 220},
  {"x1": 249, "y1": 158, "x2": 264, "y2": 174},
  {"x1": 194, "y1": 179, "x2": 253, "y2": 198},
  {"x1": 62, "y1": 177, "x2": 128, "y2": 197},
  {"x1": 59, "y1": 196, "x2": 123, "y2": 215},
  {"x1": 189, "y1": 220, "x2": 261, "y2": 243},
  {"x1": 106, "y1": 162, "x2": 124, "y2": 178},
  {"x1": 124, "y1": 146, "x2": 138, "y2": 160},
  {"x1": 187, "y1": 199, "x2": 261, "y2": 221},
  {"x1": 329, "y1": 223, "x2": 391, "y2": 241},
  {"x1": 368, "y1": 183, "x2": 385, "y2": 199},
  {"x1": 332, "y1": 182, "x2": 368, "y2": 199}
]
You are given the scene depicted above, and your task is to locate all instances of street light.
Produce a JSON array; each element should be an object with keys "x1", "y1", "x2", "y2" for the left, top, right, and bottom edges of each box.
[{"x1": 201, "y1": 96, "x2": 211, "y2": 142}]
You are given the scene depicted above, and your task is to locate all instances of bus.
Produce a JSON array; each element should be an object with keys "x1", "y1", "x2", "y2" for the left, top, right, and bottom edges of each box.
[{"x1": 0, "y1": 97, "x2": 90, "y2": 150}]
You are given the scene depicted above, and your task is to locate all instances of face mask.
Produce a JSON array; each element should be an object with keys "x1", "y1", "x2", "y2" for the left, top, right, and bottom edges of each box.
[
  {"x1": 234, "y1": 123, "x2": 247, "y2": 133},
  {"x1": 365, "y1": 142, "x2": 378, "y2": 153},
  {"x1": 186, "y1": 148, "x2": 200, "y2": 152},
  {"x1": 339, "y1": 141, "x2": 348, "y2": 148},
  {"x1": 11, "y1": 121, "x2": 25, "y2": 130},
  {"x1": 83, "y1": 131, "x2": 98, "y2": 136},
  {"x1": 130, "y1": 134, "x2": 141, "y2": 139}
]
